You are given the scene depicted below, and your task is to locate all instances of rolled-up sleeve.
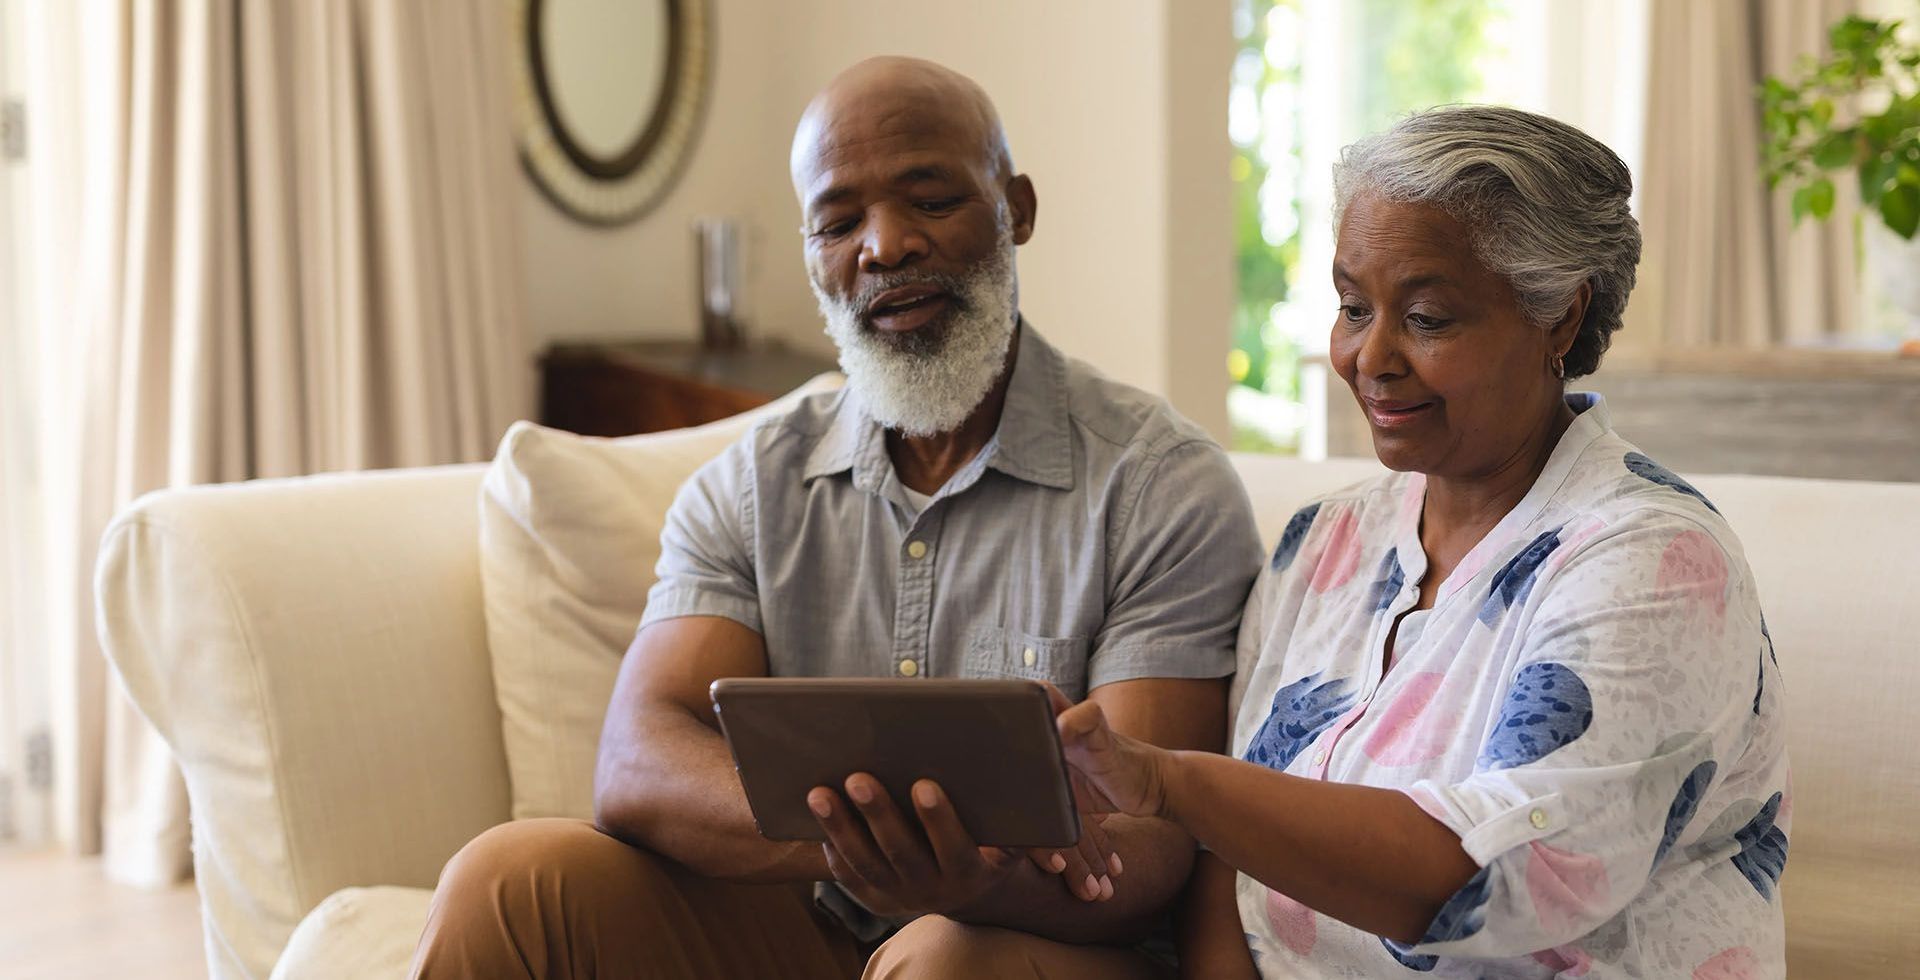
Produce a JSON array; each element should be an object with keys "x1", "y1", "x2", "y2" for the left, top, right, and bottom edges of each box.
[
  {"x1": 1088, "y1": 440, "x2": 1263, "y2": 691},
  {"x1": 1393, "y1": 516, "x2": 1769, "y2": 959},
  {"x1": 639, "y1": 435, "x2": 763, "y2": 634}
]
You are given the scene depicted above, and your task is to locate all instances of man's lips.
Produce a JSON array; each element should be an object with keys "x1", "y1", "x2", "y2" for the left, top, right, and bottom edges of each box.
[
  {"x1": 1361, "y1": 396, "x2": 1436, "y2": 428},
  {"x1": 864, "y1": 286, "x2": 954, "y2": 332}
]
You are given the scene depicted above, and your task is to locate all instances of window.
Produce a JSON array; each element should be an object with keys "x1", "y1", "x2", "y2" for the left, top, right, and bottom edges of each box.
[{"x1": 1229, "y1": 0, "x2": 1648, "y2": 456}]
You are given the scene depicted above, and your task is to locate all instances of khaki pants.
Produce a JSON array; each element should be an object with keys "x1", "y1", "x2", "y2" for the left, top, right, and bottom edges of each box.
[{"x1": 411, "y1": 818, "x2": 1169, "y2": 980}]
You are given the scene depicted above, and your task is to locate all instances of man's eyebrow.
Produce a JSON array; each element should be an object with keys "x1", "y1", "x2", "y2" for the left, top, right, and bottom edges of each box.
[
  {"x1": 805, "y1": 185, "x2": 856, "y2": 216},
  {"x1": 806, "y1": 165, "x2": 962, "y2": 216},
  {"x1": 893, "y1": 164, "x2": 955, "y2": 185}
]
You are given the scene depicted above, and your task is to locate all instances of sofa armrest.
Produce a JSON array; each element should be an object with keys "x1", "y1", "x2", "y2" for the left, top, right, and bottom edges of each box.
[{"x1": 97, "y1": 464, "x2": 511, "y2": 979}]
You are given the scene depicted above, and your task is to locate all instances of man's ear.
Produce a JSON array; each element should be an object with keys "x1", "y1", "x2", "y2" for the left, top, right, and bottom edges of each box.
[{"x1": 1006, "y1": 174, "x2": 1037, "y2": 245}]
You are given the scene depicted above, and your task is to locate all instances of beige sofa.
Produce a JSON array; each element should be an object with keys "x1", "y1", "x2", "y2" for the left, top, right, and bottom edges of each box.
[{"x1": 98, "y1": 419, "x2": 1920, "y2": 978}]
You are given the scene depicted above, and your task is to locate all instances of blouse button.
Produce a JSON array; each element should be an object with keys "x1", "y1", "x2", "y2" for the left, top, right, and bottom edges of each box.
[
  {"x1": 1529, "y1": 808, "x2": 1549, "y2": 830},
  {"x1": 1312, "y1": 750, "x2": 1328, "y2": 767},
  {"x1": 898, "y1": 659, "x2": 920, "y2": 677}
]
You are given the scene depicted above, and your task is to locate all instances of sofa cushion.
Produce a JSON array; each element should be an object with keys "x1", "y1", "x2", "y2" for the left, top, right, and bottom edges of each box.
[
  {"x1": 480, "y1": 375, "x2": 842, "y2": 820},
  {"x1": 269, "y1": 886, "x2": 432, "y2": 980}
]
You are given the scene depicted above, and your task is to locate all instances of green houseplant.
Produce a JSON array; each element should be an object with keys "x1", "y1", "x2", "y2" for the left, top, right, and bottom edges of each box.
[{"x1": 1761, "y1": 14, "x2": 1920, "y2": 239}]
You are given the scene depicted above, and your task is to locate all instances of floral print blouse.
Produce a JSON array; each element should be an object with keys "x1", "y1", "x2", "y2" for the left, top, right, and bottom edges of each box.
[{"x1": 1229, "y1": 394, "x2": 1788, "y2": 978}]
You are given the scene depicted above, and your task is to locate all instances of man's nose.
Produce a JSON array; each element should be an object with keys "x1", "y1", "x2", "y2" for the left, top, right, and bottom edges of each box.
[{"x1": 859, "y1": 205, "x2": 930, "y2": 272}]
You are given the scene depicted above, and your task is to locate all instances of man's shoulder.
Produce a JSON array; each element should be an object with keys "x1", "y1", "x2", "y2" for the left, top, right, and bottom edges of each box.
[
  {"x1": 686, "y1": 387, "x2": 849, "y2": 486},
  {"x1": 1056, "y1": 352, "x2": 1214, "y2": 457}
]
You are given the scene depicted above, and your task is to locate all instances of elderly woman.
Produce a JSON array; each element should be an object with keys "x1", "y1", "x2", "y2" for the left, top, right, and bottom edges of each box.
[{"x1": 1055, "y1": 106, "x2": 1788, "y2": 977}]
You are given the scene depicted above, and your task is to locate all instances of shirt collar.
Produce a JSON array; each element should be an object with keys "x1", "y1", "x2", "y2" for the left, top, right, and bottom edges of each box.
[
  {"x1": 800, "y1": 317, "x2": 1075, "y2": 492},
  {"x1": 1401, "y1": 390, "x2": 1614, "y2": 599}
]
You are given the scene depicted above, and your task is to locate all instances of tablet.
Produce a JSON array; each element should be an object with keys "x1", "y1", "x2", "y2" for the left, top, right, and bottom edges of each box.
[{"x1": 710, "y1": 677, "x2": 1080, "y2": 848}]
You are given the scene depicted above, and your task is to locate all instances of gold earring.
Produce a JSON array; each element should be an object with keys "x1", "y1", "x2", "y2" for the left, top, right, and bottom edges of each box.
[{"x1": 1551, "y1": 352, "x2": 1567, "y2": 380}]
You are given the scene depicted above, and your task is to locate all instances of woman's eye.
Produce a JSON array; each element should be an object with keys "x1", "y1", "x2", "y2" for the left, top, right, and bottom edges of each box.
[
  {"x1": 1409, "y1": 313, "x2": 1451, "y2": 331},
  {"x1": 1339, "y1": 304, "x2": 1371, "y2": 324}
]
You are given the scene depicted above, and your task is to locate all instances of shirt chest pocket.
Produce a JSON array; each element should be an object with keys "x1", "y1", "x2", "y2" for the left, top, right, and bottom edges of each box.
[{"x1": 964, "y1": 627, "x2": 1090, "y2": 702}]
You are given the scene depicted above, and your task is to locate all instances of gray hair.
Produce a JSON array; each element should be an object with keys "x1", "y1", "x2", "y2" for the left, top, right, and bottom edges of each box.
[{"x1": 1332, "y1": 105, "x2": 1641, "y2": 379}]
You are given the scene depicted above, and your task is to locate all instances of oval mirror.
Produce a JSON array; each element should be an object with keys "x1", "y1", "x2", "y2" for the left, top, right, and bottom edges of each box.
[{"x1": 512, "y1": 0, "x2": 710, "y2": 226}]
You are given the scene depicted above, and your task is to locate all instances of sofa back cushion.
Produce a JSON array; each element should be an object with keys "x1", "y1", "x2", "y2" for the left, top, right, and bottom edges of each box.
[
  {"x1": 479, "y1": 375, "x2": 841, "y2": 820},
  {"x1": 1227, "y1": 453, "x2": 1920, "y2": 978}
]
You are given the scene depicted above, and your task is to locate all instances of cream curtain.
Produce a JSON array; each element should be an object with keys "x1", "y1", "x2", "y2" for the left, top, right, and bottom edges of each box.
[
  {"x1": 22, "y1": 0, "x2": 527, "y2": 883},
  {"x1": 1635, "y1": 0, "x2": 1859, "y2": 348}
]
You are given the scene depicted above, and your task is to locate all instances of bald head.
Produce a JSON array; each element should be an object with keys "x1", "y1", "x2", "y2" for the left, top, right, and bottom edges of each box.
[{"x1": 789, "y1": 57, "x2": 1013, "y2": 197}]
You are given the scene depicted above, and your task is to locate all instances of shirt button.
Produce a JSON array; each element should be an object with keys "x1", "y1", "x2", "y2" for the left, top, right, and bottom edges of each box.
[
  {"x1": 898, "y1": 659, "x2": 920, "y2": 677},
  {"x1": 906, "y1": 540, "x2": 929, "y2": 560},
  {"x1": 1530, "y1": 808, "x2": 1549, "y2": 829},
  {"x1": 1313, "y1": 750, "x2": 1328, "y2": 767},
  {"x1": 1023, "y1": 647, "x2": 1037, "y2": 667}
]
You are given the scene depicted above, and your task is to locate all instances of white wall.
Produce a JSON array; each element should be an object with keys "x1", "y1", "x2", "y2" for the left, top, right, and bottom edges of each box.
[
  {"x1": 521, "y1": 0, "x2": 1233, "y2": 438},
  {"x1": 519, "y1": 0, "x2": 788, "y2": 344}
]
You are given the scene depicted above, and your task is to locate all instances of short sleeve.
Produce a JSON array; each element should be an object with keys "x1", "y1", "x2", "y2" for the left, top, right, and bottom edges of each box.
[
  {"x1": 1393, "y1": 517, "x2": 1776, "y2": 959},
  {"x1": 1087, "y1": 440, "x2": 1263, "y2": 691},
  {"x1": 639, "y1": 434, "x2": 763, "y2": 634}
]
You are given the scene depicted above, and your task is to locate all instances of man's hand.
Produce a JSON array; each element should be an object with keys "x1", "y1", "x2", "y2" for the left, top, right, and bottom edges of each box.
[
  {"x1": 809, "y1": 774, "x2": 1022, "y2": 918},
  {"x1": 1027, "y1": 810, "x2": 1119, "y2": 903}
]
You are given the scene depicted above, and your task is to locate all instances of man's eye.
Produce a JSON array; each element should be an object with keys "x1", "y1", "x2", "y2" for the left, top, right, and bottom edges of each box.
[
  {"x1": 915, "y1": 198, "x2": 962, "y2": 214},
  {"x1": 814, "y1": 219, "x2": 857, "y2": 239}
]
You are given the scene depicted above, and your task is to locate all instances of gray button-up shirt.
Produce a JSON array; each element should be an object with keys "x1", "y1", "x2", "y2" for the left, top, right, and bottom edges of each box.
[{"x1": 641, "y1": 321, "x2": 1262, "y2": 701}]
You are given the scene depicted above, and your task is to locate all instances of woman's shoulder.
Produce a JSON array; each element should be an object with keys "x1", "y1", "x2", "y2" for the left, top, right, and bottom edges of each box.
[
  {"x1": 1548, "y1": 429, "x2": 1751, "y2": 571},
  {"x1": 1263, "y1": 470, "x2": 1413, "y2": 577}
]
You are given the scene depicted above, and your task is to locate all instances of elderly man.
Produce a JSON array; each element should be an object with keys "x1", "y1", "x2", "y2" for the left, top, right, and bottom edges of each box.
[{"x1": 411, "y1": 57, "x2": 1259, "y2": 979}]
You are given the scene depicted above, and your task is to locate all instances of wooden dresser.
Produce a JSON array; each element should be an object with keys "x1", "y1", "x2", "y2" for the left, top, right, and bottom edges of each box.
[{"x1": 539, "y1": 340, "x2": 838, "y2": 437}]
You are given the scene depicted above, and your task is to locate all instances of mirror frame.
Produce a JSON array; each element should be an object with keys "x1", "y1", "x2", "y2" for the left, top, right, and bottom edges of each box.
[{"x1": 511, "y1": 0, "x2": 711, "y2": 226}]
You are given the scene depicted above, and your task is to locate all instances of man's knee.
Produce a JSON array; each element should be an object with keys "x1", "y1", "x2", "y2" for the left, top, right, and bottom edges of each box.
[
  {"x1": 437, "y1": 818, "x2": 628, "y2": 891},
  {"x1": 431, "y1": 816, "x2": 679, "y2": 925},
  {"x1": 865, "y1": 916, "x2": 1032, "y2": 980}
]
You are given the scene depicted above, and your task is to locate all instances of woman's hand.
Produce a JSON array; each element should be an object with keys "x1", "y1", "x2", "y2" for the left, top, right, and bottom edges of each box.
[{"x1": 1045, "y1": 684, "x2": 1176, "y2": 819}]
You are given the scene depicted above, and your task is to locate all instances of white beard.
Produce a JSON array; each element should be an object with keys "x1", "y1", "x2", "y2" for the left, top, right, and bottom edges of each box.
[{"x1": 811, "y1": 228, "x2": 1018, "y2": 437}]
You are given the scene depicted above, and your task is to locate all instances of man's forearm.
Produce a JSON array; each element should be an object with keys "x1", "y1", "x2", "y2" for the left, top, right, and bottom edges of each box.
[
  {"x1": 594, "y1": 703, "x2": 829, "y2": 883},
  {"x1": 948, "y1": 815, "x2": 1195, "y2": 945}
]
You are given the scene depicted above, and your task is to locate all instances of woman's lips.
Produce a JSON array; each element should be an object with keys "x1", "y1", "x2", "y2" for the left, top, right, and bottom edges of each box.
[{"x1": 1362, "y1": 396, "x2": 1436, "y2": 428}]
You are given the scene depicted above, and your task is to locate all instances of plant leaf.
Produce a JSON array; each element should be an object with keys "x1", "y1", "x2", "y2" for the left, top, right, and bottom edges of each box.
[
  {"x1": 1882, "y1": 183, "x2": 1920, "y2": 239},
  {"x1": 1792, "y1": 185, "x2": 1812, "y2": 223},
  {"x1": 1812, "y1": 130, "x2": 1856, "y2": 169},
  {"x1": 1808, "y1": 177, "x2": 1836, "y2": 220},
  {"x1": 1860, "y1": 153, "x2": 1898, "y2": 206}
]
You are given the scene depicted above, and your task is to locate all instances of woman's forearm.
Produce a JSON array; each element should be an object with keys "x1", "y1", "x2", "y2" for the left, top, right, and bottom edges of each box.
[{"x1": 1161, "y1": 750, "x2": 1479, "y2": 944}]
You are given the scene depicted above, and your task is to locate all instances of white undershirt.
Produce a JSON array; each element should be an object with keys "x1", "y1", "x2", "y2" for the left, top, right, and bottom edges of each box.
[{"x1": 901, "y1": 484, "x2": 935, "y2": 514}]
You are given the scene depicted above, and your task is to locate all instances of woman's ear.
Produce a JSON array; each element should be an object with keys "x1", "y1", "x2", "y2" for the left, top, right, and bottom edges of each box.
[{"x1": 1551, "y1": 280, "x2": 1593, "y2": 358}]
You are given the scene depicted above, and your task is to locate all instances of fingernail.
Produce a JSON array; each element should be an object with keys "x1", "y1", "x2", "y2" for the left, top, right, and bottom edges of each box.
[
  {"x1": 1083, "y1": 874, "x2": 1098, "y2": 897},
  {"x1": 1109, "y1": 852, "x2": 1124, "y2": 875},
  {"x1": 808, "y1": 793, "x2": 831, "y2": 818},
  {"x1": 913, "y1": 782, "x2": 938, "y2": 808},
  {"x1": 1100, "y1": 876, "x2": 1114, "y2": 901},
  {"x1": 848, "y1": 780, "x2": 873, "y2": 805},
  {"x1": 1049, "y1": 853, "x2": 1067, "y2": 872}
]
